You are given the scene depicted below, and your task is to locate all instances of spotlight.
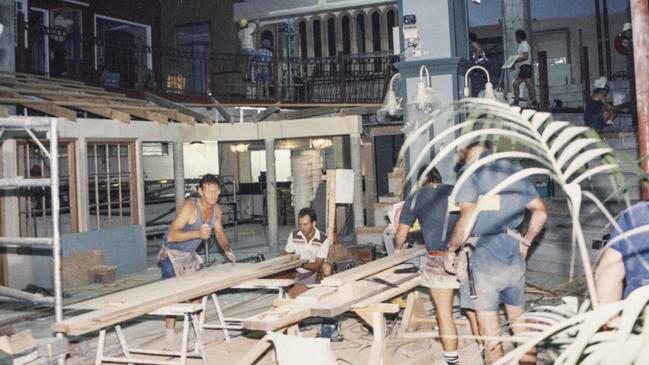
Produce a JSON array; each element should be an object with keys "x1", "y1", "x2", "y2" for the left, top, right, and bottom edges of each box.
[{"x1": 472, "y1": 0, "x2": 481, "y2": 3}]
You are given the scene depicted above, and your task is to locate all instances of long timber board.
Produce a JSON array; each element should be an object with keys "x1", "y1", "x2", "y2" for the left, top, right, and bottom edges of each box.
[{"x1": 52, "y1": 256, "x2": 303, "y2": 336}]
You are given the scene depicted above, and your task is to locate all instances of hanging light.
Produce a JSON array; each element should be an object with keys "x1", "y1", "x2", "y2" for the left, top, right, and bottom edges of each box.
[
  {"x1": 377, "y1": 73, "x2": 403, "y2": 122},
  {"x1": 310, "y1": 138, "x2": 333, "y2": 150},
  {"x1": 230, "y1": 143, "x2": 250, "y2": 153},
  {"x1": 404, "y1": 65, "x2": 439, "y2": 134}
]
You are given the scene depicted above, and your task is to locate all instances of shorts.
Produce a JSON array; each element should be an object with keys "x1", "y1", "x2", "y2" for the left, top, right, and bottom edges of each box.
[
  {"x1": 420, "y1": 251, "x2": 459, "y2": 289},
  {"x1": 585, "y1": 113, "x2": 607, "y2": 132},
  {"x1": 295, "y1": 271, "x2": 317, "y2": 285},
  {"x1": 159, "y1": 257, "x2": 176, "y2": 279},
  {"x1": 518, "y1": 64, "x2": 532, "y2": 79},
  {"x1": 459, "y1": 255, "x2": 526, "y2": 311}
]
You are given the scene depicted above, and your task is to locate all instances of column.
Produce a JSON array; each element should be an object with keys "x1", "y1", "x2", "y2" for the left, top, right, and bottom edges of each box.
[
  {"x1": 631, "y1": 0, "x2": 649, "y2": 199},
  {"x1": 134, "y1": 140, "x2": 146, "y2": 232},
  {"x1": 75, "y1": 137, "x2": 89, "y2": 232},
  {"x1": 265, "y1": 139, "x2": 278, "y2": 250},
  {"x1": 1, "y1": 139, "x2": 34, "y2": 288},
  {"x1": 501, "y1": 0, "x2": 532, "y2": 94},
  {"x1": 0, "y1": 0, "x2": 15, "y2": 73},
  {"x1": 350, "y1": 134, "x2": 364, "y2": 228},
  {"x1": 362, "y1": 139, "x2": 376, "y2": 226},
  {"x1": 173, "y1": 142, "x2": 185, "y2": 210}
]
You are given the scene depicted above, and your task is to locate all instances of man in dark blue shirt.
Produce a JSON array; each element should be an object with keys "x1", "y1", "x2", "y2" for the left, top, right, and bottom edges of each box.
[
  {"x1": 395, "y1": 167, "x2": 480, "y2": 365},
  {"x1": 444, "y1": 140, "x2": 547, "y2": 364},
  {"x1": 596, "y1": 201, "x2": 649, "y2": 304}
]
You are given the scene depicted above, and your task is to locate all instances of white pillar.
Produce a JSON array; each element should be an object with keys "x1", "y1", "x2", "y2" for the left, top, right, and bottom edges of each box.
[
  {"x1": 75, "y1": 137, "x2": 89, "y2": 232},
  {"x1": 1, "y1": 139, "x2": 34, "y2": 288},
  {"x1": 134, "y1": 140, "x2": 146, "y2": 236},
  {"x1": 502, "y1": 0, "x2": 532, "y2": 94},
  {"x1": 173, "y1": 142, "x2": 185, "y2": 210},
  {"x1": 350, "y1": 134, "x2": 364, "y2": 228},
  {"x1": 265, "y1": 139, "x2": 278, "y2": 250}
]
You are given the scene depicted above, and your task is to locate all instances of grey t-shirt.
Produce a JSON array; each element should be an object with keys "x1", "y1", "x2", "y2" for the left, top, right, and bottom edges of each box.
[
  {"x1": 455, "y1": 156, "x2": 538, "y2": 265},
  {"x1": 400, "y1": 184, "x2": 458, "y2": 251}
]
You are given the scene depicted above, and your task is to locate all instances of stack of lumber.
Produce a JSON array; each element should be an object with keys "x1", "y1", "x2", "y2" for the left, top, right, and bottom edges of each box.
[
  {"x1": 242, "y1": 247, "x2": 426, "y2": 331},
  {"x1": 53, "y1": 256, "x2": 304, "y2": 336}
]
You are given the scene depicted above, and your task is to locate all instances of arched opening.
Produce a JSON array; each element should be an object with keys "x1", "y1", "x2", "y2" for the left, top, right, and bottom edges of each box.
[
  {"x1": 298, "y1": 21, "x2": 307, "y2": 58},
  {"x1": 355, "y1": 14, "x2": 366, "y2": 54},
  {"x1": 371, "y1": 11, "x2": 381, "y2": 52},
  {"x1": 386, "y1": 9, "x2": 397, "y2": 52},
  {"x1": 341, "y1": 15, "x2": 351, "y2": 55},
  {"x1": 313, "y1": 19, "x2": 322, "y2": 57},
  {"x1": 327, "y1": 17, "x2": 337, "y2": 56}
]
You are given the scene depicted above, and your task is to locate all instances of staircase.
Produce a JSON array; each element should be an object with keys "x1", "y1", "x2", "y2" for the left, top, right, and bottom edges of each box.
[{"x1": 527, "y1": 121, "x2": 641, "y2": 278}]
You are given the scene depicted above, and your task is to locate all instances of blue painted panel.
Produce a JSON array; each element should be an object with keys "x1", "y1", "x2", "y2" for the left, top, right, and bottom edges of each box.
[{"x1": 32, "y1": 225, "x2": 147, "y2": 288}]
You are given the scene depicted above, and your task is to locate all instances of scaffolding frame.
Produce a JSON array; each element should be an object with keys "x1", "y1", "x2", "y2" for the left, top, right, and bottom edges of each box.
[{"x1": 0, "y1": 117, "x2": 64, "y2": 358}]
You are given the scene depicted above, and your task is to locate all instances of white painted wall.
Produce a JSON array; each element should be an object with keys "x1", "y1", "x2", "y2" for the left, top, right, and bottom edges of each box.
[
  {"x1": 142, "y1": 142, "x2": 220, "y2": 181},
  {"x1": 250, "y1": 149, "x2": 291, "y2": 182}
]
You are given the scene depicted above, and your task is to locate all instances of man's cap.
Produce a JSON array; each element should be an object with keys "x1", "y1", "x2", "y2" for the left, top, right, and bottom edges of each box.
[
  {"x1": 594, "y1": 76, "x2": 608, "y2": 90},
  {"x1": 623, "y1": 22, "x2": 632, "y2": 32}
]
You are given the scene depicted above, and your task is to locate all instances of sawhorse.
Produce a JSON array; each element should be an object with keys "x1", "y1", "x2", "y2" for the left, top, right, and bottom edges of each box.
[{"x1": 95, "y1": 303, "x2": 208, "y2": 365}]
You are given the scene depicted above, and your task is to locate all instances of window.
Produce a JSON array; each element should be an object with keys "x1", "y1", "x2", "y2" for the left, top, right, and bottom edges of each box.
[
  {"x1": 17, "y1": 141, "x2": 77, "y2": 237},
  {"x1": 142, "y1": 142, "x2": 169, "y2": 156},
  {"x1": 355, "y1": 14, "x2": 365, "y2": 53},
  {"x1": 87, "y1": 142, "x2": 137, "y2": 230},
  {"x1": 94, "y1": 15, "x2": 152, "y2": 88},
  {"x1": 341, "y1": 16, "x2": 351, "y2": 55},
  {"x1": 387, "y1": 10, "x2": 397, "y2": 52},
  {"x1": 298, "y1": 21, "x2": 308, "y2": 57},
  {"x1": 175, "y1": 22, "x2": 210, "y2": 95},
  {"x1": 371, "y1": 11, "x2": 381, "y2": 52},
  {"x1": 327, "y1": 17, "x2": 336, "y2": 57},
  {"x1": 313, "y1": 19, "x2": 322, "y2": 58}
]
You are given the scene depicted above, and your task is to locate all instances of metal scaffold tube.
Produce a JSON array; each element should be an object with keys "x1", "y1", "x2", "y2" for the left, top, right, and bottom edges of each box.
[{"x1": 49, "y1": 119, "x2": 64, "y2": 342}]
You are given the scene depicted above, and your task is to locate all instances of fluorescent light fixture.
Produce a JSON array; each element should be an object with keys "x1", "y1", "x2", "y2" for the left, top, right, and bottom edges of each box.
[
  {"x1": 230, "y1": 143, "x2": 250, "y2": 153},
  {"x1": 310, "y1": 138, "x2": 333, "y2": 150}
]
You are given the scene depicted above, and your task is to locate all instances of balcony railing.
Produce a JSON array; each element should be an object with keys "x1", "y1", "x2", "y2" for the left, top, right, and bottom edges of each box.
[{"x1": 14, "y1": 19, "x2": 398, "y2": 104}]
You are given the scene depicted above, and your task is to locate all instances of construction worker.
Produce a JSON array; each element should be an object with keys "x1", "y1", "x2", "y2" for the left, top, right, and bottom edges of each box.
[
  {"x1": 395, "y1": 167, "x2": 482, "y2": 365},
  {"x1": 596, "y1": 201, "x2": 649, "y2": 305},
  {"x1": 157, "y1": 174, "x2": 236, "y2": 346},
  {"x1": 584, "y1": 76, "x2": 630, "y2": 132},
  {"x1": 444, "y1": 140, "x2": 547, "y2": 365},
  {"x1": 283, "y1": 207, "x2": 333, "y2": 298}
]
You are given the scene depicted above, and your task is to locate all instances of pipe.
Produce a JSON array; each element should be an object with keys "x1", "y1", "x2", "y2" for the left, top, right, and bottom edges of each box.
[
  {"x1": 603, "y1": 0, "x2": 612, "y2": 76},
  {"x1": 0, "y1": 286, "x2": 54, "y2": 305},
  {"x1": 265, "y1": 138, "x2": 278, "y2": 250},
  {"x1": 463, "y1": 65, "x2": 494, "y2": 99},
  {"x1": 594, "y1": 0, "x2": 605, "y2": 76},
  {"x1": 631, "y1": 0, "x2": 649, "y2": 200}
]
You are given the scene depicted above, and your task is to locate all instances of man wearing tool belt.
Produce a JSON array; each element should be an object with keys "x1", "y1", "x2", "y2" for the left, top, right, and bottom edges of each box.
[
  {"x1": 157, "y1": 174, "x2": 237, "y2": 345},
  {"x1": 395, "y1": 167, "x2": 481, "y2": 365},
  {"x1": 444, "y1": 140, "x2": 547, "y2": 365},
  {"x1": 283, "y1": 207, "x2": 333, "y2": 298}
]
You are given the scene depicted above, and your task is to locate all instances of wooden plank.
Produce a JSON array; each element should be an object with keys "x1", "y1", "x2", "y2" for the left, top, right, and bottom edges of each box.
[
  {"x1": 39, "y1": 94, "x2": 130, "y2": 124},
  {"x1": 275, "y1": 106, "x2": 340, "y2": 121},
  {"x1": 339, "y1": 106, "x2": 381, "y2": 116},
  {"x1": 209, "y1": 95, "x2": 231, "y2": 123},
  {"x1": 0, "y1": 107, "x2": 8, "y2": 118},
  {"x1": 234, "y1": 335, "x2": 272, "y2": 365},
  {"x1": 232, "y1": 279, "x2": 296, "y2": 289},
  {"x1": 52, "y1": 256, "x2": 303, "y2": 336},
  {"x1": 253, "y1": 104, "x2": 280, "y2": 122},
  {"x1": 0, "y1": 91, "x2": 77, "y2": 121},
  {"x1": 320, "y1": 246, "x2": 426, "y2": 287},
  {"x1": 115, "y1": 107, "x2": 168, "y2": 124},
  {"x1": 155, "y1": 108, "x2": 196, "y2": 125},
  {"x1": 352, "y1": 276, "x2": 421, "y2": 309},
  {"x1": 146, "y1": 92, "x2": 213, "y2": 124}
]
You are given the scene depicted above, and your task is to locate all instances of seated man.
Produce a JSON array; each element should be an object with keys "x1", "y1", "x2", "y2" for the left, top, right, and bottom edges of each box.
[
  {"x1": 596, "y1": 201, "x2": 649, "y2": 305},
  {"x1": 283, "y1": 207, "x2": 333, "y2": 298},
  {"x1": 584, "y1": 76, "x2": 630, "y2": 132}
]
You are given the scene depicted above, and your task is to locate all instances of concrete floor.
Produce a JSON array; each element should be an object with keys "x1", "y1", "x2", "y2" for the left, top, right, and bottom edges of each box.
[{"x1": 0, "y1": 222, "x2": 581, "y2": 364}]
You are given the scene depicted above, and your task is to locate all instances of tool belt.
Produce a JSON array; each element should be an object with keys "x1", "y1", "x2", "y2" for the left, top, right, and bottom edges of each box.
[{"x1": 157, "y1": 244, "x2": 203, "y2": 277}]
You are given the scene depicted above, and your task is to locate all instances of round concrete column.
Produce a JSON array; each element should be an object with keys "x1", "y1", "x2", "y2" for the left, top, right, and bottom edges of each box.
[
  {"x1": 350, "y1": 134, "x2": 364, "y2": 227},
  {"x1": 265, "y1": 138, "x2": 279, "y2": 250}
]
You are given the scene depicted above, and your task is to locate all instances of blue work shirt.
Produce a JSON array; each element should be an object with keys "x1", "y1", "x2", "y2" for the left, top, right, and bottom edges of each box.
[
  {"x1": 609, "y1": 201, "x2": 649, "y2": 298},
  {"x1": 455, "y1": 155, "x2": 538, "y2": 265},
  {"x1": 400, "y1": 184, "x2": 458, "y2": 251}
]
